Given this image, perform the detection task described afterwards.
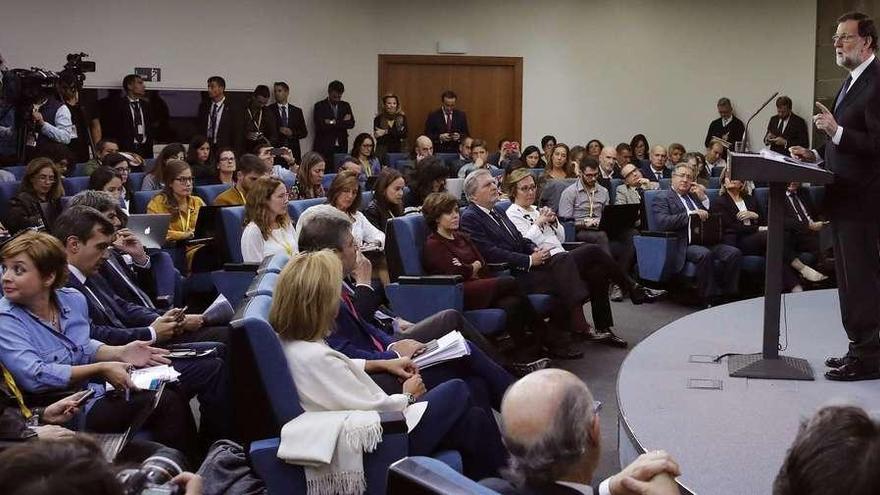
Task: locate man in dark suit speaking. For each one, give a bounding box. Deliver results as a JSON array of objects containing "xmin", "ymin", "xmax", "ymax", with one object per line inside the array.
[
  {"xmin": 791, "ymin": 11, "xmax": 880, "ymax": 381},
  {"xmin": 764, "ymin": 96, "xmax": 809, "ymax": 155}
]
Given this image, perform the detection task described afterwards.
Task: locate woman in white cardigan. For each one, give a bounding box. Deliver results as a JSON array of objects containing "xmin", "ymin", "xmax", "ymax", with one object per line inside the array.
[
  {"xmin": 269, "ymin": 250, "xmax": 507, "ymax": 480},
  {"xmin": 241, "ymin": 176, "xmax": 297, "ymax": 263}
]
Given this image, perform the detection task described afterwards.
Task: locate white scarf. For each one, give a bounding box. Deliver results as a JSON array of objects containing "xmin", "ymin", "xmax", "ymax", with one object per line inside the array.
[{"xmin": 278, "ymin": 410, "xmax": 382, "ymax": 495}]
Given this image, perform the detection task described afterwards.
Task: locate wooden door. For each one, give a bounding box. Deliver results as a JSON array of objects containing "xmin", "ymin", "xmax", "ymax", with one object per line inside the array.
[{"xmin": 378, "ymin": 55, "xmax": 523, "ymax": 154}]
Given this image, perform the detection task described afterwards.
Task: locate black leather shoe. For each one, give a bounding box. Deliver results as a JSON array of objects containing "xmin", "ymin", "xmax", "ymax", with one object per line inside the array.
[
  {"xmin": 825, "ymin": 359, "xmax": 880, "ymax": 381},
  {"xmin": 507, "ymin": 358, "xmax": 552, "ymax": 377},
  {"xmin": 630, "ymin": 285, "xmax": 667, "ymax": 305},
  {"xmin": 600, "ymin": 328, "xmax": 629, "ymax": 348},
  {"xmin": 574, "ymin": 329, "xmax": 610, "ymax": 343},
  {"xmin": 543, "ymin": 345, "xmax": 584, "ymax": 360},
  {"xmin": 825, "ymin": 355, "xmax": 855, "ymax": 369}
]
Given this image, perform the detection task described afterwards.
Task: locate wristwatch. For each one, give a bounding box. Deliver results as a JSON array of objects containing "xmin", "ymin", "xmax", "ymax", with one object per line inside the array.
[{"xmin": 403, "ymin": 393, "xmax": 416, "ymax": 405}]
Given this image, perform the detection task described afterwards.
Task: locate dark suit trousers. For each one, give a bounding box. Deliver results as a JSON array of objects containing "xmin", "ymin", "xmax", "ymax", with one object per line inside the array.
[
  {"xmin": 408, "ymin": 379, "xmax": 507, "ymax": 480},
  {"xmin": 86, "ymin": 386, "xmax": 199, "ymax": 462},
  {"xmin": 831, "ymin": 217, "xmax": 880, "ymax": 359},
  {"xmin": 685, "ymin": 243, "xmax": 742, "ymax": 300},
  {"xmin": 394, "ymin": 309, "xmax": 502, "ymax": 364},
  {"xmin": 575, "ymin": 228, "xmax": 638, "ymax": 284},
  {"xmin": 167, "ymin": 343, "xmax": 231, "ymax": 445}
]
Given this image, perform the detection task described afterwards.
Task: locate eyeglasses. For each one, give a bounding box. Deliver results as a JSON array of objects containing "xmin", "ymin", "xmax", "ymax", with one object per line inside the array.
[
  {"xmin": 175, "ymin": 177, "xmax": 194, "ymax": 184},
  {"xmin": 832, "ymin": 33, "xmax": 861, "ymax": 44},
  {"xmin": 113, "ymin": 166, "xmax": 130, "ymax": 174},
  {"xmin": 581, "ymin": 172, "xmax": 599, "ymax": 178},
  {"xmin": 219, "ymin": 156, "xmax": 235, "ymax": 162},
  {"xmin": 35, "ymin": 175, "xmax": 56, "ymax": 183}
]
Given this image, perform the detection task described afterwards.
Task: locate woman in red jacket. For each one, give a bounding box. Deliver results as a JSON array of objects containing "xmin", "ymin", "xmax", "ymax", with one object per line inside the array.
[{"xmin": 421, "ymin": 192, "xmax": 551, "ymax": 363}]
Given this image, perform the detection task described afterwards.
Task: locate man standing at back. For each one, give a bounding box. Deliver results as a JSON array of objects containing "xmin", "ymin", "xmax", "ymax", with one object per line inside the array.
[
  {"xmin": 100, "ymin": 74, "xmax": 153, "ymax": 159},
  {"xmin": 313, "ymin": 80, "xmax": 354, "ymax": 167},
  {"xmin": 425, "ymin": 90, "xmax": 469, "ymax": 154},
  {"xmin": 198, "ymin": 76, "xmax": 243, "ymax": 155},
  {"xmin": 270, "ymin": 81, "xmax": 308, "ymax": 163},
  {"xmin": 764, "ymin": 96, "xmax": 809, "ymax": 155},
  {"xmin": 791, "ymin": 11, "xmax": 880, "ymax": 381},
  {"xmin": 704, "ymin": 97, "xmax": 744, "ymax": 149}
]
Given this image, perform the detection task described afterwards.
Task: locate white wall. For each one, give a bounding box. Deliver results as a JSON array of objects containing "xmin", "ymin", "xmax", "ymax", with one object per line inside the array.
[{"xmin": 0, "ymin": 0, "xmax": 817, "ymax": 152}]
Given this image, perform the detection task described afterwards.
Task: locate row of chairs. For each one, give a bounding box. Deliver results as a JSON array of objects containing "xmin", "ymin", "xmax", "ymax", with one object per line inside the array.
[
  {"xmin": 332, "ymin": 152, "xmax": 460, "ymax": 170},
  {"xmin": 228, "ymin": 255, "xmax": 463, "ymax": 495},
  {"xmin": 0, "ymin": 173, "xmax": 146, "ymax": 221}
]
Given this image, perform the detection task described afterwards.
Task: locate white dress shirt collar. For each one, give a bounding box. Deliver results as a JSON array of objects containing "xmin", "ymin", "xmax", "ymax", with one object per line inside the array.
[
  {"xmin": 849, "ymin": 53, "xmax": 876, "ymax": 86},
  {"xmin": 67, "ymin": 264, "xmax": 87, "ymax": 284}
]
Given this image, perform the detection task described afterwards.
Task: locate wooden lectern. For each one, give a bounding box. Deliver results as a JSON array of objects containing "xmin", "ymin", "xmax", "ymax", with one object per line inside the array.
[{"xmin": 727, "ymin": 152, "xmax": 834, "ymax": 380}]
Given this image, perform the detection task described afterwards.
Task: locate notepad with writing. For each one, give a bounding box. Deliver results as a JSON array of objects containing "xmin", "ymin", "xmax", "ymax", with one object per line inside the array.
[
  {"xmin": 412, "ymin": 331, "xmax": 470, "ymax": 369},
  {"xmin": 106, "ymin": 365, "xmax": 181, "ymax": 391}
]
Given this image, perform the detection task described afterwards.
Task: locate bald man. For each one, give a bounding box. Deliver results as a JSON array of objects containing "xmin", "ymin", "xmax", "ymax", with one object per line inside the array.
[
  {"xmin": 400, "ymin": 135, "xmax": 434, "ymax": 177},
  {"xmin": 481, "ymin": 369, "xmax": 681, "ymax": 495},
  {"xmin": 639, "ymin": 145, "xmax": 672, "ymax": 183}
]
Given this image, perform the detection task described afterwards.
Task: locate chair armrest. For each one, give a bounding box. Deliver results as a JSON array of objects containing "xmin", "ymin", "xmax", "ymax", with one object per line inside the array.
[
  {"xmin": 485, "ymin": 262, "xmax": 510, "ymax": 273},
  {"xmin": 638, "ymin": 230, "xmax": 678, "ymax": 238},
  {"xmin": 184, "ymin": 237, "xmax": 214, "ymax": 246},
  {"xmin": 398, "ymin": 275, "xmax": 463, "ymax": 285},
  {"xmin": 562, "ymin": 242, "xmax": 585, "ymax": 251},
  {"xmin": 223, "ymin": 262, "xmax": 260, "ymax": 272},
  {"xmin": 386, "ymin": 282, "xmax": 464, "ymax": 322}
]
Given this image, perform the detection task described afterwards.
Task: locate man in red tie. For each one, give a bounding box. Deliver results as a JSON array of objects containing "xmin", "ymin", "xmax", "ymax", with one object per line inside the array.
[{"xmin": 424, "ymin": 90, "xmax": 470, "ymax": 154}]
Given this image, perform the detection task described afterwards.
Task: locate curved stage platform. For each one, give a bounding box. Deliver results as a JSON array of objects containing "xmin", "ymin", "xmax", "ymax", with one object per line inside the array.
[{"xmin": 616, "ymin": 289, "xmax": 880, "ymax": 495}]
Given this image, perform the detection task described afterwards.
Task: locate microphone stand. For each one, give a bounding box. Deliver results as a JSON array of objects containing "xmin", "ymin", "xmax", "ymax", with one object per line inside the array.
[{"xmin": 738, "ymin": 92, "xmax": 779, "ymax": 152}]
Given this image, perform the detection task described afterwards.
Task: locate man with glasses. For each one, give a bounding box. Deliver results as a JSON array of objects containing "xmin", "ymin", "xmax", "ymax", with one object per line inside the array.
[
  {"xmin": 653, "ymin": 164, "xmax": 741, "ymax": 307},
  {"xmin": 791, "ymin": 12, "xmax": 880, "ymax": 381},
  {"xmin": 704, "ymin": 97, "xmax": 744, "ymax": 150},
  {"xmin": 560, "ymin": 158, "xmax": 639, "ymax": 302}
]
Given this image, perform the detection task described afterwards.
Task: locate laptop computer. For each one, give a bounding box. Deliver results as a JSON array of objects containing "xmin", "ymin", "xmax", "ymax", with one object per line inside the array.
[
  {"xmin": 598, "ymin": 204, "xmax": 641, "ymax": 236},
  {"xmin": 89, "ymin": 382, "xmax": 166, "ymax": 462},
  {"xmin": 126, "ymin": 214, "xmax": 171, "ymax": 249},
  {"xmin": 193, "ymin": 205, "xmax": 226, "ymax": 239}
]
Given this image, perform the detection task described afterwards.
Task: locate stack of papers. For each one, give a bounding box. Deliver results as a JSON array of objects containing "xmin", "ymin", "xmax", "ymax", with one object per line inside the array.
[
  {"xmin": 203, "ymin": 294, "xmax": 234, "ymax": 326},
  {"xmin": 413, "ymin": 331, "xmax": 470, "ymax": 369},
  {"xmin": 106, "ymin": 365, "xmax": 181, "ymax": 391}
]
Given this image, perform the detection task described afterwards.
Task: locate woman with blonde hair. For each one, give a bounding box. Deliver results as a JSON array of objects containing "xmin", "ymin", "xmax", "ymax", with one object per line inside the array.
[
  {"xmin": 373, "ymin": 93, "xmax": 407, "ymax": 157},
  {"xmin": 270, "ymin": 250, "xmax": 507, "ymax": 481},
  {"xmin": 241, "ymin": 176, "xmax": 297, "ymax": 262}
]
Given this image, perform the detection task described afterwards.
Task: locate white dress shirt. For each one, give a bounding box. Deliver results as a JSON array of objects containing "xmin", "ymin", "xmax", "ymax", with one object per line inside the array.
[
  {"xmin": 241, "ymin": 222, "xmax": 298, "ymax": 263},
  {"xmin": 350, "ymin": 211, "xmax": 385, "ymax": 250},
  {"xmin": 39, "ymin": 104, "xmax": 74, "ymax": 144},
  {"xmin": 506, "ymin": 203, "xmax": 566, "ymax": 256}
]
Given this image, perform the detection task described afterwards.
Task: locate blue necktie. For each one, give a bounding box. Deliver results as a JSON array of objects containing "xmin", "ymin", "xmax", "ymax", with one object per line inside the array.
[
  {"xmin": 682, "ymin": 194, "xmax": 698, "ymax": 212},
  {"xmin": 834, "ymin": 75, "xmax": 852, "ymax": 112}
]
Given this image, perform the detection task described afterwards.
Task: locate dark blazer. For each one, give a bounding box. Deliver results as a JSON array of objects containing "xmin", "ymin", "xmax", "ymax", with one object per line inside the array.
[
  {"xmin": 766, "ymin": 113, "xmax": 809, "ymax": 154},
  {"xmin": 99, "ymin": 96, "xmax": 154, "ymax": 158},
  {"xmin": 783, "ymin": 187, "xmax": 820, "ymax": 233},
  {"xmin": 363, "ymin": 199, "xmax": 398, "ymax": 233},
  {"xmin": 704, "ymin": 115, "xmax": 745, "ymax": 148},
  {"xmin": 5, "ymin": 191, "xmax": 61, "ymax": 235},
  {"xmin": 326, "ymin": 290, "xmax": 398, "ymax": 361},
  {"xmin": 66, "ymin": 273, "xmax": 156, "ymax": 345},
  {"xmin": 459, "ymin": 203, "xmax": 535, "ymax": 271},
  {"xmin": 372, "ymin": 114, "xmax": 407, "ymax": 154},
  {"xmin": 424, "ymin": 109, "xmax": 469, "ymax": 154},
  {"xmin": 269, "ymin": 102, "xmax": 308, "ymax": 162},
  {"xmin": 817, "ymin": 58, "xmax": 880, "ymax": 220},
  {"xmin": 639, "ymin": 163, "xmax": 672, "ymax": 182},
  {"xmin": 242, "ymin": 105, "xmax": 278, "ymax": 153},
  {"xmin": 197, "ymin": 98, "xmax": 244, "ymax": 154},
  {"xmin": 652, "ymin": 188, "xmax": 708, "ymax": 272},
  {"xmin": 709, "ymin": 192, "xmax": 765, "ymax": 245},
  {"xmin": 312, "ymin": 98, "xmax": 355, "ymax": 159},
  {"xmin": 480, "ymin": 477, "xmax": 585, "ymax": 495},
  {"xmin": 98, "ymin": 250, "xmax": 156, "ymax": 307}
]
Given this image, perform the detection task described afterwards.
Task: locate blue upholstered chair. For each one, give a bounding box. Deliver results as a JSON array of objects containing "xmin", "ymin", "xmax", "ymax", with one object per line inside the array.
[
  {"xmin": 70, "ymin": 162, "xmax": 90, "ymax": 177},
  {"xmin": 258, "ymin": 253, "xmax": 291, "ymax": 274},
  {"xmin": 321, "ymin": 173, "xmax": 337, "ymax": 190},
  {"xmin": 245, "ymin": 271, "xmax": 278, "ymax": 298},
  {"xmin": 62, "ymin": 176, "xmax": 90, "ymax": 196},
  {"xmin": 0, "ymin": 181, "xmax": 20, "ymax": 221},
  {"xmin": 6, "ymin": 165, "xmax": 26, "ymax": 180},
  {"xmin": 132, "ymin": 190, "xmax": 160, "ymax": 214},
  {"xmin": 384, "ymin": 215, "xmax": 508, "ymax": 335},
  {"xmin": 333, "ymin": 153, "xmax": 349, "ymax": 168},
  {"xmin": 658, "ymin": 178, "xmax": 671, "ymax": 190},
  {"xmin": 194, "ymin": 184, "xmax": 230, "ymax": 206},
  {"xmin": 288, "ymin": 197, "xmax": 325, "ymax": 223},
  {"xmin": 633, "ymin": 189, "xmax": 708, "ymax": 284},
  {"xmin": 233, "ymin": 295, "xmax": 455, "ymax": 495},
  {"xmin": 386, "ymin": 457, "xmax": 499, "ymax": 495},
  {"xmin": 386, "ymin": 152, "xmax": 407, "ymax": 166},
  {"xmin": 128, "ymin": 172, "xmax": 146, "ymax": 191},
  {"xmin": 219, "ymin": 206, "xmax": 246, "ymax": 263},
  {"xmin": 435, "ymin": 153, "xmax": 458, "ymax": 165}
]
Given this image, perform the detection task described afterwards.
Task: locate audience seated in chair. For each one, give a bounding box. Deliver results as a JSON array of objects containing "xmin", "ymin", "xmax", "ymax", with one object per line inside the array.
[
  {"xmin": 640, "ymin": 145, "xmax": 672, "ymax": 183},
  {"xmin": 241, "ymin": 176, "xmax": 297, "ymax": 263},
  {"xmin": 704, "ymin": 139, "xmax": 727, "ymax": 175},
  {"xmin": 783, "ymin": 181, "xmax": 829, "ymax": 272},
  {"xmin": 82, "ymin": 139, "xmax": 119, "ymax": 176},
  {"xmin": 254, "ymin": 142, "xmax": 297, "ymax": 188},
  {"xmin": 502, "ymin": 169, "xmax": 663, "ymax": 350},
  {"xmin": 652, "ymin": 164, "xmax": 742, "ymax": 305},
  {"xmin": 559, "ymin": 157, "xmax": 639, "ymax": 302},
  {"xmin": 364, "ymin": 168, "xmax": 406, "ymax": 234},
  {"xmin": 403, "ymin": 155, "xmax": 447, "ymax": 213},
  {"xmin": 457, "ymin": 139, "xmax": 501, "ymax": 179},
  {"xmin": 101, "ymin": 153, "xmax": 136, "ymax": 214},
  {"xmin": 480, "ymin": 369, "xmax": 680, "ymax": 495},
  {"xmin": 294, "ymin": 151, "xmax": 327, "ymax": 200},
  {"xmin": 141, "ymin": 143, "xmax": 185, "ymax": 191},
  {"xmin": 213, "ymin": 147, "xmax": 237, "ymax": 187},
  {"xmin": 6, "ymin": 158, "xmax": 63, "ymax": 236},
  {"xmin": 87, "ymin": 166, "xmax": 127, "ymax": 214},
  {"xmin": 448, "ymin": 136, "xmax": 474, "ymax": 177},
  {"xmin": 296, "ymin": 209, "xmax": 517, "ymax": 409},
  {"xmin": 544, "ymin": 143, "xmax": 576, "ymax": 180},
  {"xmin": 213, "ymin": 153, "xmax": 271, "ymax": 206},
  {"xmin": 616, "ymin": 163, "xmax": 658, "ymax": 206},
  {"xmin": 597, "ymin": 145, "xmax": 622, "ymax": 184},
  {"xmin": 351, "ymin": 132, "xmax": 382, "ymax": 180},
  {"xmin": 269, "ymin": 250, "xmax": 507, "ymax": 481},
  {"xmin": 326, "ymin": 170, "xmax": 386, "ymax": 280},
  {"xmin": 186, "ymin": 135, "xmax": 215, "ymax": 185},
  {"xmin": 421, "ymin": 191, "xmax": 551, "ymax": 370},
  {"xmin": 0, "ymin": 231, "xmax": 202, "ymax": 460}
]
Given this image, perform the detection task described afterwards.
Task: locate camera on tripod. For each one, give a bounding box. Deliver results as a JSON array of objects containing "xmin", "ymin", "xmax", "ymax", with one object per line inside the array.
[{"xmin": 1, "ymin": 52, "xmax": 95, "ymax": 107}]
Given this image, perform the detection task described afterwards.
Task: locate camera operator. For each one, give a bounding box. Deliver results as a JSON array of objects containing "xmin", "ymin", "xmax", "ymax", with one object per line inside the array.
[
  {"xmin": 22, "ymin": 80, "xmax": 75, "ymax": 162},
  {"xmin": 0, "ymin": 437, "xmax": 203, "ymax": 495},
  {"xmin": 0, "ymin": 52, "xmax": 16, "ymax": 164},
  {"xmin": 100, "ymin": 74, "xmax": 154, "ymax": 159}
]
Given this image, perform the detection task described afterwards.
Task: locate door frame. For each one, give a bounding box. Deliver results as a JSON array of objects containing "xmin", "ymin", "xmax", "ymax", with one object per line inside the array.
[{"xmin": 377, "ymin": 54, "xmax": 524, "ymax": 142}]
